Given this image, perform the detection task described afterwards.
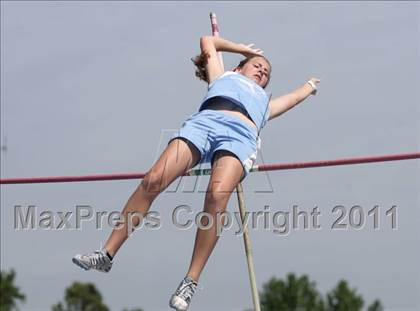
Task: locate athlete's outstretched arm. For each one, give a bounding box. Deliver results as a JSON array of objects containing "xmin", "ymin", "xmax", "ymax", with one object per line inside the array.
[
  {"xmin": 200, "ymin": 36, "xmax": 263, "ymax": 84},
  {"xmin": 268, "ymin": 77, "xmax": 320, "ymax": 121}
]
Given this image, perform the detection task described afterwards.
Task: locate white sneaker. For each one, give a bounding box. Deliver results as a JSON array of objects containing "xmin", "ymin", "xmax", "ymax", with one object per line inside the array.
[
  {"xmin": 72, "ymin": 249, "xmax": 113, "ymax": 273},
  {"xmin": 169, "ymin": 276, "xmax": 201, "ymax": 311}
]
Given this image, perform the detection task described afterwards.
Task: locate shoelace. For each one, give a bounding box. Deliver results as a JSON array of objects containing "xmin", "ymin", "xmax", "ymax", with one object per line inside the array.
[
  {"xmin": 176, "ymin": 278, "xmax": 203, "ymax": 303},
  {"xmin": 177, "ymin": 283, "xmax": 196, "ymax": 303},
  {"xmin": 90, "ymin": 251, "xmax": 107, "ymax": 266}
]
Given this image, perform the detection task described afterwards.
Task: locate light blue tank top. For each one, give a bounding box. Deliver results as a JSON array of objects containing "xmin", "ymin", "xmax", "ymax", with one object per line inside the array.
[{"xmin": 199, "ymin": 71, "xmax": 270, "ymax": 130}]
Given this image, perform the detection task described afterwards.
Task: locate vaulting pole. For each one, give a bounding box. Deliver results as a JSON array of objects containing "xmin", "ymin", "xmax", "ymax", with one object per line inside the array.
[
  {"xmin": 210, "ymin": 12, "xmax": 261, "ymax": 311},
  {"xmin": 235, "ymin": 182, "xmax": 261, "ymax": 311}
]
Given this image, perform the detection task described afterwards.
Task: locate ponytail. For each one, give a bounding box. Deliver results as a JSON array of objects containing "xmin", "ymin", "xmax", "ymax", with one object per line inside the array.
[{"xmin": 191, "ymin": 51, "xmax": 210, "ymax": 83}]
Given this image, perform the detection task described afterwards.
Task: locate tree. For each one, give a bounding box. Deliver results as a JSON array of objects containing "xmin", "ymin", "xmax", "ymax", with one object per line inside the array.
[
  {"xmin": 0, "ymin": 269, "xmax": 26, "ymax": 311},
  {"xmin": 367, "ymin": 300, "xmax": 383, "ymax": 311},
  {"xmin": 326, "ymin": 280, "xmax": 364, "ymax": 311},
  {"xmin": 122, "ymin": 308, "xmax": 144, "ymax": 311},
  {"xmin": 52, "ymin": 281, "xmax": 109, "ymax": 311},
  {"xmin": 260, "ymin": 273, "xmax": 325, "ymax": 311},
  {"xmin": 248, "ymin": 273, "xmax": 383, "ymax": 311}
]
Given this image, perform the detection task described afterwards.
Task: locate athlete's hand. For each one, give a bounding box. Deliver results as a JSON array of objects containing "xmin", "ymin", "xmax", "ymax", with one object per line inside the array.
[
  {"xmin": 308, "ymin": 77, "xmax": 321, "ymax": 95},
  {"xmin": 239, "ymin": 43, "xmax": 264, "ymax": 58},
  {"xmin": 309, "ymin": 77, "xmax": 321, "ymax": 86}
]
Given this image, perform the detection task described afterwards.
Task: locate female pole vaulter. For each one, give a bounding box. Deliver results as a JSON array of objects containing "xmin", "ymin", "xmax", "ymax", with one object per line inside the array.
[{"xmin": 72, "ymin": 34, "xmax": 320, "ymax": 310}]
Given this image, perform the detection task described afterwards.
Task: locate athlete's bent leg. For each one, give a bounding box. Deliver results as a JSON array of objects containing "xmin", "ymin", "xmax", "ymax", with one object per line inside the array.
[
  {"xmin": 186, "ymin": 150, "xmax": 244, "ymax": 282},
  {"xmin": 104, "ymin": 138, "xmax": 200, "ymax": 257},
  {"xmin": 169, "ymin": 151, "xmax": 243, "ymax": 310},
  {"xmin": 73, "ymin": 138, "xmax": 200, "ymax": 272}
]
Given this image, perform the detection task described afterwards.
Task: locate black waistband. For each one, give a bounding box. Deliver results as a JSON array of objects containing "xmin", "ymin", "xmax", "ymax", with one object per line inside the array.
[{"xmin": 201, "ymin": 97, "xmax": 253, "ymax": 121}]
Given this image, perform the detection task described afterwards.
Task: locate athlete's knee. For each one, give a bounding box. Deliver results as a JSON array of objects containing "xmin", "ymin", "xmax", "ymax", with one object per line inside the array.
[
  {"xmin": 140, "ymin": 169, "xmax": 166, "ymax": 196},
  {"xmin": 204, "ymin": 189, "xmax": 231, "ymax": 213}
]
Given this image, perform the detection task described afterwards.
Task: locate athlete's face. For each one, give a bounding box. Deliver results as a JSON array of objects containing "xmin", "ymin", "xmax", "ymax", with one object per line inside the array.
[{"xmin": 235, "ymin": 57, "xmax": 271, "ymax": 88}]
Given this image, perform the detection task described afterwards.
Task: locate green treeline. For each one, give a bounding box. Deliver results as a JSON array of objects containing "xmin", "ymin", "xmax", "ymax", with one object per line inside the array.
[{"xmin": 1, "ymin": 269, "xmax": 383, "ymax": 311}]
